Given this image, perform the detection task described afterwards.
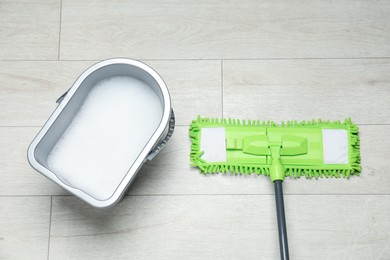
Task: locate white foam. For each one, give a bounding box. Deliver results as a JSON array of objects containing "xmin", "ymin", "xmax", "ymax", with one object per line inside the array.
[
  {"xmin": 47, "ymin": 76, "xmax": 163, "ymax": 200},
  {"xmin": 322, "ymin": 129, "xmax": 349, "ymax": 164}
]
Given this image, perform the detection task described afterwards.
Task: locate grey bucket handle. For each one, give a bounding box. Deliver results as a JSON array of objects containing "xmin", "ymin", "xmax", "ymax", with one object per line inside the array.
[
  {"xmin": 147, "ymin": 109, "xmax": 175, "ymax": 161},
  {"xmin": 56, "ymin": 89, "xmax": 69, "ymax": 104}
]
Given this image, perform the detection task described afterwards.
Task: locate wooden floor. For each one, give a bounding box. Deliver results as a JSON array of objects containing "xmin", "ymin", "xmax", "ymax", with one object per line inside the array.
[{"xmin": 1, "ymin": 0, "xmax": 390, "ymax": 259}]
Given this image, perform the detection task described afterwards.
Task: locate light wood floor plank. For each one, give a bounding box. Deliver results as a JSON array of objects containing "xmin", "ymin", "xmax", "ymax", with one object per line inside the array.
[
  {"xmin": 60, "ymin": 0, "xmax": 390, "ymax": 60},
  {"xmin": 0, "ymin": 127, "xmax": 68, "ymax": 195},
  {"xmin": 0, "ymin": 61, "xmax": 95, "ymax": 126},
  {"xmin": 2, "ymin": 125, "xmax": 388, "ymax": 196},
  {"xmin": 49, "ymin": 195, "xmax": 390, "ymax": 260},
  {"xmin": 0, "ymin": 197, "xmax": 51, "ymax": 260},
  {"xmin": 223, "ymin": 59, "xmax": 390, "ymax": 124},
  {"xmin": 0, "ymin": 0, "xmax": 61, "ymax": 60},
  {"xmin": 0, "ymin": 60, "xmax": 220, "ymax": 126}
]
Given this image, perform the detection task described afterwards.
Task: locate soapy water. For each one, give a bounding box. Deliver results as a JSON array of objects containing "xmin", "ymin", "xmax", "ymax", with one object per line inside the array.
[{"xmin": 47, "ymin": 76, "xmax": 163, "ymax": 200}]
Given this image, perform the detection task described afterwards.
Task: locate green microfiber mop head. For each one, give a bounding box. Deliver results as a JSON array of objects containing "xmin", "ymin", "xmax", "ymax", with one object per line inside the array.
[
  {"xmin": 190, "ymin": 116, "xmax": 361, "ymax": 181},
  {"xmin": 189, "ymin": 116, "xmax": 361, "ymax": 260}
]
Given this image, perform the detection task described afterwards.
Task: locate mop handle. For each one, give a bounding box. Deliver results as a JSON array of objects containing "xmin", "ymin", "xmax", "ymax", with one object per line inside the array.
[{"xmin": 274, "ymin": 180, "xmax": 290, "ymax": 260}]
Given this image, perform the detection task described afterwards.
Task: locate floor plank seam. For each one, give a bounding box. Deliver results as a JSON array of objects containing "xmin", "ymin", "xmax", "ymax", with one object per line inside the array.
[
  {"xmin": 47, "ymin": 196, "xmax": 53, "ymax": 260},
  {"xmin": 1, "ymin": 194, "xmax": 389, "ymax": 198},
  {"xmin": 58, "ymin": 0, "xmax": 63, "ymax": 61},
  {"xmin": 2, "ymin": 57, "xmax": 390, "ymax": 62},
  {"xmin": 56, "ymin": 57, "xmax": 390, "ymax": 61},
  {"xmin": 122, "ymin": 194, "xmax": 390, "ymax": 196},
  {"xmin": 221, "ymin": 60, "xmax": 224, "ymax": 119},
  {"xmin": 1, "ymin": 124, "xmax": 389, "ymax": 128}
]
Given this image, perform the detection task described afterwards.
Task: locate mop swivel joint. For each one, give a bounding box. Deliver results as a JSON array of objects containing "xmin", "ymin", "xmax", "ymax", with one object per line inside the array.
[{"xmin": 270, "ymin": 145, "xmax": 285, "ymax": 182}]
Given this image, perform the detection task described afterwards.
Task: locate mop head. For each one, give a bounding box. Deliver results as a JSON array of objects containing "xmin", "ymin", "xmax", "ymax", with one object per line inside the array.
[{"xmin": 190, "ymin": 117, "xmax": 361, "ymax": 179}]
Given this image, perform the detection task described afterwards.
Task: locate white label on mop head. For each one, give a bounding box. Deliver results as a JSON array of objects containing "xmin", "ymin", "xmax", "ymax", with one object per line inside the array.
[
  {"xmin": 200, "ymin": 128, "xmax": 227, "ymax": 162},
  {"xmin": 322, "ymin": 129, "xmax": 349, "ymax": 164}
]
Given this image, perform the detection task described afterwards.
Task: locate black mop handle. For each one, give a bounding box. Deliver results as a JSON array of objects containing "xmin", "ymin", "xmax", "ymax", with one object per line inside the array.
[{"xmin": 274, "ymin": 180, "xmax": 290, "ymax": 260}]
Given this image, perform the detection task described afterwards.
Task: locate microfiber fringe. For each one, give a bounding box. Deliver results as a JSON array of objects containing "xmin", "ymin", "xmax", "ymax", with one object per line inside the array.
[
  {"xmin": 348, "ymin": 119, "xmax": 361, "ymax": 175},
  {"xmin": 189, "ymin": 117, "xmax": 362, "ymax": 179},
  {"xmin": 192, "ymin": 116, "xmax": 356, "ymax": 128}
]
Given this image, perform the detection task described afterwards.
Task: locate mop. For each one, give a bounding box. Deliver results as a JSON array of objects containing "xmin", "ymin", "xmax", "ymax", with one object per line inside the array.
[{"xmin": 189, "ymin": 117, "xmax": 361, "ymax": 260}]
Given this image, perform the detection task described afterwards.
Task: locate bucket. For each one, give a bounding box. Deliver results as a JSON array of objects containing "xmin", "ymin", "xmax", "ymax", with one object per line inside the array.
[{"xmin": 28, "ymin": 58, "xmax": 174, "ymax": 207}]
